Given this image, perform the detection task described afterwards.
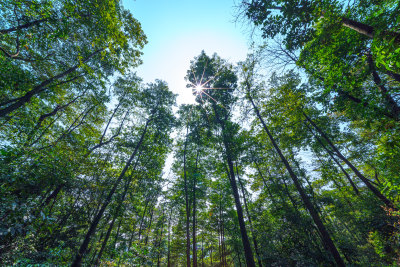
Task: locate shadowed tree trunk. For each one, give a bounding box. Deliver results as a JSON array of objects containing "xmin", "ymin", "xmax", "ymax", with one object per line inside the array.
[
  {"xmin": 183, "ymin": 124, "xmax": 191, "ymax": 267},
  {"xmin": 304, "ymin": 121, "xmax": 359, "ymax": 194},
  {"xmin": 192, "ymin": 150, "xmax": 200, "ymax": 267},
  {"xmin": 303, "ymin": 111, "xmax": 396, "ymax": 210},
  {"xmin": 0, "ymin": 49, "xmax": 103, "ymax": 117},
  {"xmin": 71, "ymin": 119, "xmax": 150, "ymax": 267},
  {"xmin": 246, "ymin": 91, "xmax": 345, "ymax": 266},
  {"xmin": 236, "ymin": 163, "xmax": 263, "ymax": 267},
  {"xmin": 367, "ymin": 55, "xmax": 400, "ymax": 119},
  {"xmin": 213, "ymin": 103, "xmax": 256, "ymax": 267}
]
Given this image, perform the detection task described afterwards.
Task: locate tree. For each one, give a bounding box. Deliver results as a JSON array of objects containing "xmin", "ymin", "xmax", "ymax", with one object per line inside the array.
[{"xmin": 186, "ymin": 51, "xmax": 256, "ymax": 267}]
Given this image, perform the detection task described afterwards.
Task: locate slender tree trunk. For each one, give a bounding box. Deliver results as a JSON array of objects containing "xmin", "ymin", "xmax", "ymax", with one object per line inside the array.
[
  {"xmin": 218, "ymin": 195, "xmax": 222, "ymax": 266},
  {"xmin": 35, "ymin": 88, "xmax": 88, "ymax": 128},
  {"xmin": 247, "ymin": 94, "xmax": 345, "ymax": 266},
  {"xmin": 216, "ymin": 120, "xmax": 255, "ymax": 267},
  {"xmin": 221, "ymin": 215, "xmax": 226, "ymax": 267},
  {"xmin": 156, "ymin": 207, "xmax": 166, "ymax": 267},
  {"xmin": 138, "ymin": 196, "xmax": 151, "ymax": 241},
  {"xmin": 236, "ymin": 164, "xmax": 263, "ymax": 267},
  {"xmin": 225, "ymin": 154, "xmax": 256, "ymax": 266},
  {"xmin": 192, "ymin": 150, "xmax": 200, "ymax": 267},
  {"xmin": 304, "ymin": 122, "xmax": 359, "ymax": 194},
  {"xmin": 254, "ymin": 161, "xmax": 278, "ymax": 205},
  {"xmin": 320, "ymin": 15, "xmax": 400, "ymax": 45},
  {"xmin": 385, "ymin": 69, "xmax": 400, "ymax": 83},
  {"xmin": 144, "ymin": 206, "xmax": 155, "ymax": 246},
  {"xmin": 311, "ymin": 73, "xmax": 397, "ymax": 120},
  {"xmin": 314, "ymin": 152, "xmax": 356, "ymax": 210},
  {"xmin": 303, "ymin": 111, "xmax": 396, "ymax": 210},
  {"xmin": 236, "ymin": 247, "xmax": 242, "ymax": 267},
  {"xmin": 0, "ymin": 18, "xmax": 49, "ymax": 34},
  {"xmin": 0, "ymin": 49, "xmax": 103, "ymax": 117},
  {"xmin": 40, "ymin": 183, "xmax": 64, "ymax": 208},
  {"xmin": 183, "ymin": 124, "xmax": 191, "ymax": 267},
  {"xmin": 94, "ymin": 216, "xmax": 116, "ymax": 266},
  {"xmin": 71, "ymin": 119, "xmax": 149, "ymax": 267},
  {"xmin": 211, "ymin": 245, "xmax": 213, "ymax": 266},
  {"xmin": 167, "ymin": 209, "xmax": 171, "ymax": 267},
  {"xmin": 280, "ymin": 174, "xmax": 299, "ymax": 209},
  {"xmin": 367, "ymin": 55, "xmax": 400, "ymax": 119},
  {"xmin": 113, "ymin": 218, "xmax": 122, "ymax": 250},
  {"xmin": 340, "ymin": 17, "xmax": 374, "ymax": 38},
  {"xmin": 201, "ymin": 237, "xmax": 204, "ymax": 267},
  {"xmin": 95, "ymin": 170, "xmax": 138, "ymax": 265}
]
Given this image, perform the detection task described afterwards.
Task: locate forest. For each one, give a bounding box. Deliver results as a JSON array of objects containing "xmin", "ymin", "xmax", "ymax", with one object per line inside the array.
[{"xmin": 0, "ymin": 0, "xmax": 400, "ymax": 266}]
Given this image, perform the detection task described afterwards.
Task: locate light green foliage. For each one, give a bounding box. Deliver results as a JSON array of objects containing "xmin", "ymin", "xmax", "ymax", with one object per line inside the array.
[{"xmin": 1, "ymin": 1, "xmax": 400, "ymax": 266}]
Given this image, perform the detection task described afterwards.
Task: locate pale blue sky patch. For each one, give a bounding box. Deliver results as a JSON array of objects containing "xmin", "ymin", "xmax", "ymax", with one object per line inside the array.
[{"xmin": 123, "ymin": 0, "xmax": 250, "ymax": 105}]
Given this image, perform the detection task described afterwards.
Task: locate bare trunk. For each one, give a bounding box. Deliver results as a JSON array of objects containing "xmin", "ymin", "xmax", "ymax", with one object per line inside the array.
[
  {"xmin": 213, "ymin": 104, "xmax": 256, "ymax": 267},
  {"xmin": 303, "ymin": 111, "xmax": 396, "ymax": 210},
  {"xmin": 183, "ymin": 125, "xmax": 191, "ymax": 267},
  {"xmin": 167, "ymin": 209, "xmax": 172, "ymax": 267},
  {"xmin": 71, "ymin": 119, "xmax": 149, "ymax": 267},
  {"xmin": 247, "ymin": 93, "xmax": 345, "ymax": 266},
  {"xmin": 95, "ymin": 170, "xmax": 138, "ymax": 265},
  {"xmin": 0, "ymin": 49, "xmax": 102, "ymax": 117},
  {"xmin": 340, "ymin": 17, "xmax": 400, "ymax": 45},
  {"xmin": 192, "ymin": 150, "xmax": 200, "ymax": 267},
  {"xmin": 341, "ymin": 17, "xmax": 374, "ymax": 38},
  {"xmin": 236, "ymin": 164, "xmax": 263, "ymax": 267},
  {"xmin": 94, "ymin": 216, "xmax": 116, "ymax": 266},
  {"xmin": 304, "ymin": 122, "xmax": 359, "ymax": 194},
  {"xmin": 368, "ymin": 55, "xmax": 400, "ymax": 119}
]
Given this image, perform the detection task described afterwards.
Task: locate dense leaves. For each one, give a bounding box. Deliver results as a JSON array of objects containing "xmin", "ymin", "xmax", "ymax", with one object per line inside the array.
[{"xmin": 1, "ymin": 1, "xmax": 400, "ymax": 266}]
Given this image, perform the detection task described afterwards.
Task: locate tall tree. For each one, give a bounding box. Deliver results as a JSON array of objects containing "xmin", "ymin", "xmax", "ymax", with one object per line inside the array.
[{"xmin": 187, "ymin": 51, "xmax": 256, "ymax": 267}]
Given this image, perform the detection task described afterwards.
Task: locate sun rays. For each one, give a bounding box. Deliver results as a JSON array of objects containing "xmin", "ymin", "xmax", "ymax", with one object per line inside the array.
[{"xmin": 187, "ymin": 63, "xmax": 230, "ymax": 110}]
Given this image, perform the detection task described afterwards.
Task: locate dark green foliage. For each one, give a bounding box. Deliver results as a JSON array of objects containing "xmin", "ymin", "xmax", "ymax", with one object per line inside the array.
[{"xmin": 1, "ymin": 1, "xmax": 400, "ymax": 266}]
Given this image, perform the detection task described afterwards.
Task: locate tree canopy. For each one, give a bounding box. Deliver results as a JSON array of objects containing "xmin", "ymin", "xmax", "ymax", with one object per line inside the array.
[{"xmin": 1, "ymin": 1, "xmax": 400, "ymax": 266}]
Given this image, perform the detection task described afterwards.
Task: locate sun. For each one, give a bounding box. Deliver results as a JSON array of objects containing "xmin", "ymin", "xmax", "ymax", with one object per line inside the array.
[{"xmin": 194, "ymin": 85, "xmax": 204, "ymax": 94}]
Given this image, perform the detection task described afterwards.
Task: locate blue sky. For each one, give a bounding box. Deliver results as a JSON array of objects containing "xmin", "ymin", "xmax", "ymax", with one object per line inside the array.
[{"xmin": 123, "ymin": 0, "xmax": 250, "ymax": 105}]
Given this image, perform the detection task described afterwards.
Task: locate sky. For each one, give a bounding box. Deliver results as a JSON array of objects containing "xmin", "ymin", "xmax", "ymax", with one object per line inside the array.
[{"xmin": 122, "ymin": 0, "xmax": 250, "ymax": 105}]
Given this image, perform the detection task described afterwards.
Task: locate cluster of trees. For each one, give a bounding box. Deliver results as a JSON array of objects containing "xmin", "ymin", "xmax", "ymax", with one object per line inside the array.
[{"xmin": 1, "ymin": 0, "xmax": 399, "ymax": 266}]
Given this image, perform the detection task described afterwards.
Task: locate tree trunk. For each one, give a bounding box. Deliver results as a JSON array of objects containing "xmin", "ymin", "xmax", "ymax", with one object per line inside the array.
[
  {"xmin": 304, "ymin": 121, "xmax": 359, "ymax": 194},
  {"xmin": 156, "ymin": 206, "xmax": 166, "ymax": 267},
  {"xmin": 113, "ymin": 218, "xmax": 122, "ymax": 250},
  {"xmin": 340, "ymin": 17, "xmax": 400, "ymax": 45},
  {"xmin": 340, "ymin": 17, "xmax": 374, "ymax": 38},
  {"xmin": 167, "ymin": 209, "xmax": 172, "ymax": 267},
  {"xmin": 0, "ymin": 49, "xmax": 103, "ymax": 117},
  {"xmin": 94, "ymin": 216, "xmax": 116, "ymax": 266},
  {"xmin": 95, "ymin": 170, "xmax": 138, "ymax": 266},
  {"xmin": 247, "ymin": 94, "xmax": 345, "ymax": 266},
  {"xmin": 367, "ymin": 55, "xmax": 400, "ymax": 119},
  {"xmin": 41, "ymin": 183, "xmax": 64, "ymax": 207},
  {"xmin": 192, "ymin": 150, "xmax": 200, "ymax": 267},
  {"xmin": 183, "ymin": 125, "xmax": 191, "ymax": 267},
  {"xmin": 236, "ymin": 164, "xmax": 263, "ymax": 267},
  {"xmin": 218, "ymin": 204, "xmax": 222, "ymax": 266},
  {"xmin": 214, "ymin": 111, "xmax": 255, "ymax": 267},
  {"xmin": 0, "ymin": 18, "xmax": 49, "ymax": 34},
  {"xmin": 138, "ymin": 196, "xmax": 151, "ymax": 241},
  {"xmin": 210, "ymin": 245, "xmax": 213, "ymax": 266},
  {"xmin": 71, "ymin": 119, "xmax": 149, "ymax": 267},
  {"xmin": 221, "ymin": 215, "xmax": 226, "ymax": 267},
  {"xmin": 236, "ymin": 247, "xmax": 243, "ymax": 267},
  {"xmin": 254, "ymin": 161, "xmax": 278, "ymax": 205},
  {"xmin": 144, "ymin": 205, "xmax": 155, "ymax": 246},
  {"xmin": 223, "ymin": 148, "xmax": 256, "ymax": 266},
  {"xmin": 303, "ymin": 111, "xmax": 396, "ymax": 210},
  {"xmin": 385, "ymin": 69, "xmax": 400, "ymax": 83}
]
